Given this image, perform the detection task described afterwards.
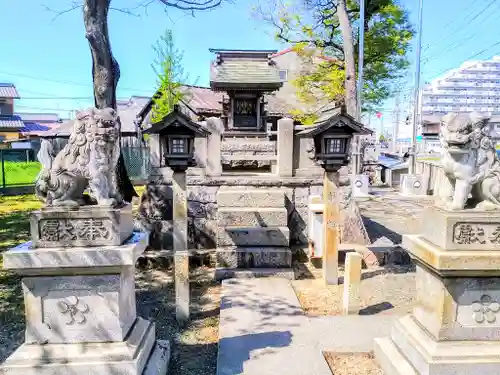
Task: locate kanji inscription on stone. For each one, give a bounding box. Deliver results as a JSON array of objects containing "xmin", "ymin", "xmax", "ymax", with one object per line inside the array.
[
  {"xmin": 453, "ymin": 223, "xmax": 486, "ymax": 245},
  {"xmin": 39, "ymin": 218, "xmax": 111, "ymax": 242}
]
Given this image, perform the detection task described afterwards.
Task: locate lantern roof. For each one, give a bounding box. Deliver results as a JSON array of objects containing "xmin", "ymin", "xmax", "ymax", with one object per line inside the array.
[
  {"xmin": 296, "ymin": 106, "xmax": 372, "ymax": 137},
  {"xmin": 142, "ymin": 105, "xmax": 210, "ymax": 136}
]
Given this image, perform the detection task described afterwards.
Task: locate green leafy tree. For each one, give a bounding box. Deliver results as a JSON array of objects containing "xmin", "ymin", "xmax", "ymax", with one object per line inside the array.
[
  {"xmin": 255, "ymin": 0, "xmax": 414, "ymax": 118},
  {"xmin": 151, "ymin": 29, "xmax": 189, "ymax": 123}
]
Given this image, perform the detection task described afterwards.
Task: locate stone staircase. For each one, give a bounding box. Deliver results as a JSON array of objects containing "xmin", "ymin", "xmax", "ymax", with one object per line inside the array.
[{"xmin": 215, "ymin": 188, "xmax": 294, "ymax": 280}]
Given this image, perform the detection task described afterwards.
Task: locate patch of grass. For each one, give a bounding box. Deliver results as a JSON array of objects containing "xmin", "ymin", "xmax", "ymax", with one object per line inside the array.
[{"xmin": 0, "ymin": 161, "xmax": 41, "ymax": 186}]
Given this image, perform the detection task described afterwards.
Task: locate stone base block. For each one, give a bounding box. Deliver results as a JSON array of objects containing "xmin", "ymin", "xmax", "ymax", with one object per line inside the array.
[
  {"xmin": 216, "ymin": 247, "xmax": 292, "ymax": 268},
  {"xmin": 30, "ymin": 204, "xmax": 134, "ymax": 248},
  {"xmin": 217, "ymin": 189, "xmax": 285, "ymax": 208},
  {"xmin": 0, "ymin": 318, "xmax": 170, "ymax": 375},
  {"xmin": 421, "ymin": 206, "xmax": 500, "ymax": 251},
  {"xmin": 215, "ymin": 267, "xmax": 294, "ymax": 280},
  {"xmin": 399, "ymin": 174, "xmax": 426, "ymax": 196},
  {"xmin": 403, "ymin": 234, "xmax": 500, "ymax": 276},
  {"xmin": 3, "ymin": 232, "xmax": 148, "ymax": 275},
  {"xmin": 217, "ymin": 227, "xmax": 290, "ymax": 247},
  {"xmin": 375, "ymin": 315, "xmax": 500, "ymax": 375},
  {"xmin": 351, "ymin": 174, "xmax": 370, "ymax": 197},
  {"xmin": 217, "ymin": 207, "xmax": 288, "ymax": 227}
]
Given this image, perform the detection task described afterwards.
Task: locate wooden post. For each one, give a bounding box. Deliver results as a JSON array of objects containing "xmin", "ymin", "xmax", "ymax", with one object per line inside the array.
[
  {"xmin": 322, "ymin": 171, "xmax": 341, "ymax": 285},
  {"xmin": 172, "ymin": 171, "xmax": 189, "ymax": 325}
]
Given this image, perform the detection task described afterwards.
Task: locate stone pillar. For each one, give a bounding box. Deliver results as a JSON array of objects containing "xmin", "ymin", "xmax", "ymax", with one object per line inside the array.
[
  {"xmin": 206, "ymin": 117, "xmax": 223, "ymax": 177},
  {"xmin": 323, "ymin": 171, "xmax": 340, "ymax": 285},
  {"xmin": 172, "ymin": 171, "xmax": 190, "ymax": 324},
  {"xmin": 277, "ymin": 118, "xmax": 294, "ymax": 177},
  {"xmin": 400, "ymin": 173, "xmax": 426, "ymax": 196},
  {"xmin": 0, "ymin": 205, "xmax": 170, "ymax": 375},
  {"xmin": 342, "ymin": 252, "xmax": 362, "ymax": 315},
  {"xmin": 375, "ymin": 206, "xmax": 500, "ymax": 374},
  {"xmin": 351, "ymin": 174, "xmax": 370, "ymax": 197},
  {"xmin": 149, "ymin": 133, "xmax": 162, "ymax": 168}
]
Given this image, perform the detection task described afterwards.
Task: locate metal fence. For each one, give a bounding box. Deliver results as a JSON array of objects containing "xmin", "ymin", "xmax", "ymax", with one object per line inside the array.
[{"xmin": 0, "ymin": 147, "xmax": 150, "ymax": 189}]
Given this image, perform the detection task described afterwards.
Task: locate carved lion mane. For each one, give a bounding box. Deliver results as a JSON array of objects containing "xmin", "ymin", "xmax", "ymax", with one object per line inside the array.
[
  {"xmin": 35, "ymin": 107, "xmax": 123, "ymax": 208},
  {"xmin": 439, "ymin": 112, "xmax": 500, "ymax": 210}
]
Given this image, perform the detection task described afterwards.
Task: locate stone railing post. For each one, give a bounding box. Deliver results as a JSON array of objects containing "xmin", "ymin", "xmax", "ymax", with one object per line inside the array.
[
  {"xmin": 277, "ymin": 117, "xmax": 294, "ymax": 177},
  {"xmin": 205, "ymin": 117, "xmax": 223, "ymax": 177}
]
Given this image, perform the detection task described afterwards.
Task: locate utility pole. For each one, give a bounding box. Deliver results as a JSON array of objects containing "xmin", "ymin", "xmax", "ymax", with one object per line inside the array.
[
  {"xmin": 409, "ymin": 0, "xmax": 424, "ymax": 174},
  {"xmin": 392, "ymin": 92, "xmax": 401, "ymax": 153}
]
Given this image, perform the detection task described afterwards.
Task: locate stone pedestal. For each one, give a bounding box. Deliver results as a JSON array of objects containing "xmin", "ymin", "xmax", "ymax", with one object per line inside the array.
[
  {"xmin": 351, "ymin": 174, "xmax": 370, "ymax": 197},
  {"xmin": 399, "ymin": 174, "xmax": 426, "ymax": 196},
  {"xmin": 1, "ymin": 205, "xmax": 170, "ymax": 375},
  {"xmin": 375, "ymin": 207, "xmax": 500, "ymax": 374}
]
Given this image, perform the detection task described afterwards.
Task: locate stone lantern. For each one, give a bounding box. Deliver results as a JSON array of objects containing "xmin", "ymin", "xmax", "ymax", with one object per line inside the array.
[
  {"xmin": 143, "ymin": 105, "xmax": 209, "ymax": 172},
  {"xmin": 143, "ymin": 105, "xmax": 209, "ymax": 325},
  {"xmin": 297, "ymin": 107, "xmax": 370, "ymax": 285}
]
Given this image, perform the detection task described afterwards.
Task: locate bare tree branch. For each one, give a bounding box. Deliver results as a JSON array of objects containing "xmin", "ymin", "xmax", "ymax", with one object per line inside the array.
[{"xmin": 156, "ymin": 0, "xmax": 222, "ymax": 11}]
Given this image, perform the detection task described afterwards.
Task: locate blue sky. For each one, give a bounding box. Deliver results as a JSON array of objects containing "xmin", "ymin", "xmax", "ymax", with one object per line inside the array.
[{"xmin": 1, "ymin": 0, "xmax": 500, "ymax": 123}]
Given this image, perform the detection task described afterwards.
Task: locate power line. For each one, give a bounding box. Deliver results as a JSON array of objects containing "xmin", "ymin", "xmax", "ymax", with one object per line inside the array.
[
  {"xmin": 20, "ymin": 97, "xmax": 94, "ymax": 100},
  {"xmin": 423, "ymin": 3, "xmax": 500, "ymax": 64},
  {"xmin": 425, "ymin": 39, "xmax": 500, "ymax": 82},
  {"xmin": 0, "ymin": 70, "xmax": 153, "ymax": 94},
  {"xmin": 423, "ymin": 0, "xmax": 496, "ymax": 55}
]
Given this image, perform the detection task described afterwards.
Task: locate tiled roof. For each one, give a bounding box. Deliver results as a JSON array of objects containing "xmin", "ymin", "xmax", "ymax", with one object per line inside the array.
[
  {"xmin": 0, "ymin": 83, "xmax": 20, "ymax": 99},
  {"xmin": 271, "ymin": 47, "xmax": 340, "ymax": 63},
  {"xmin": 0, "ymin": 115, "xmax": 24, "ymax": 128},
  {"xmin": 16, "ymin": 112, "xmax": 61, "ymax": 123},
  {"xmin": 210, "ymin": 57, "xmax": 282, "ymax": 88},
  {"xmin": 19, "ymin": 122, "xmax": 51, "ymax": 133}
]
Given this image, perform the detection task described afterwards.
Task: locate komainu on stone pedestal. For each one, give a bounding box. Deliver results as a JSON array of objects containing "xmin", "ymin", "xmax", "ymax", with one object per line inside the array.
[
  {"xmin": 439, "ymin": 112, "xmax": 500, "ymax": 210},
  {"xmin": 35, "ymin": 107, "xmax": 123, "ymax": 208}
]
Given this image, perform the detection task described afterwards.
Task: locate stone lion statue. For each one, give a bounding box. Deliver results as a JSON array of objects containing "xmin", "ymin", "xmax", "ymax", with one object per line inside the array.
[
  {"xmin": 439, "ymin": 112, "xmax": 500, "ymax": 210},
  {"xmin": 35, "ymin": 107, "xmax": 123, "ymax": 208}
]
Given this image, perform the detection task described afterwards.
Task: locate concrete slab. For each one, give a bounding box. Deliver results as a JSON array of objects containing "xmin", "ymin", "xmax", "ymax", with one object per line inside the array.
[{"xmin": 217, "ymin": 278, "xmax": 396, "ymax": 375}]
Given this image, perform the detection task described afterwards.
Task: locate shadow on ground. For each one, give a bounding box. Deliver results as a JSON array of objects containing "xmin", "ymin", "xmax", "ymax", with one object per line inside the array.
[
  {"xmin": 0, "ymin": 210, "xmax": 32, "ymax": 362},
  {"xmin": 136, "ymin": 273, "xmax": 222, "ymax": 375}
]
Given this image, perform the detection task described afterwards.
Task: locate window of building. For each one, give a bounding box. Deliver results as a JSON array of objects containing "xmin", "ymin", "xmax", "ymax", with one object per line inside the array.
[{"xmin": 279, "ymin": 70, "xmax": 288, "ymax": 81}]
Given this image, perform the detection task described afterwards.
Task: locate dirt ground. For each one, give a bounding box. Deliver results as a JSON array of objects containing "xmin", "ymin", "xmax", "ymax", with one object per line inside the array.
[
  {"xmin": 323, "ymin": 351, "xmax": 383, "ymax": 375},
  {"xmin": 293, "ymin": 260, "xmax": 416, "ymax": 316}
]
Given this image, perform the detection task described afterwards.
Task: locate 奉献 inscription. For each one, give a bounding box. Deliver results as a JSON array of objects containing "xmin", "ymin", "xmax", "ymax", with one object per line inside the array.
[
  {"xmin": 453, "ymin": 222, "xmax": 500, "ymax": 245},
  {"xmin": 39, "ymin": 218, "xmax": 111, "ymax": 242}
]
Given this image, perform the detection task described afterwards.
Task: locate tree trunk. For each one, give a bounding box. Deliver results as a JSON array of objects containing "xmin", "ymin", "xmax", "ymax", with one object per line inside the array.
[
  {"xmin": 83, "ymin": 0, "xmax": 138, "ymax": 202},
  {"xmin": 337, "ymin": 0, "xmax": 358, "ymax": 119}
]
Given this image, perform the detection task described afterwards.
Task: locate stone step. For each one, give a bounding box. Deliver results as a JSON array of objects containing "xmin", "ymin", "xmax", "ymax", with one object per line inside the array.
[
  {"xmin": 217, "ymin": 189, "xmax": 285, "ymax": 208},
  {"xmin": 217, "ymin": 207, "xmax": 288, "ymax": 227},
  {"xmin": 215, "ymin": 268, "xmax": 295, "ymax": 281},
  {"xmin": 216, "ymin": 247, "xmax": 292, "ymax": 268},
  {"xmin": 217, "ymin": 227, "xmax": 290, "ymax": 247}
]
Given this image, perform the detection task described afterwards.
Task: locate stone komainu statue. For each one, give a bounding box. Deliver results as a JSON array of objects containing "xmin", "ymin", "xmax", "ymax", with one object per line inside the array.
[
  {"xmin": 439, "ymin": 112, "xmax": 500, "ymax": 210},
  {"xmin": 35, "ymin": 107, "xmax": 124, "ymax": 208}
]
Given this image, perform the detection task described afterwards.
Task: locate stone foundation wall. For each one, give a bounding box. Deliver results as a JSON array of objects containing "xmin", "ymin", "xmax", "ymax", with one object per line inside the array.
[{"xmin": 139, "ymin": 175, "xmax": 358, "ymax": 251}]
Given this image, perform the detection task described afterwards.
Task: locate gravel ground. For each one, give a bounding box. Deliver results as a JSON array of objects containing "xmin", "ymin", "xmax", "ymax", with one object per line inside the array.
[
  {"xmin": 0, "ymin": 268, "xmax": 222, "ymax": 375},
  {"xmin": 323, "ymin": 351, "xmax": 382, "ymax": 375},
  {"xmin": 292, "ymin": 262, "xmax": 416, "ymax": 316}
]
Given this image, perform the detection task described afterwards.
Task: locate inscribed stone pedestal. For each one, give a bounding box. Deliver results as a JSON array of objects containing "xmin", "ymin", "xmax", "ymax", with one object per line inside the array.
[
  {"xmin": 1, "ymin": 232, "xmax": 170, "ymax": 375},
  {"xmin": 30, "ymin": 204, "xmax": 134, "ymax": 248},
  {"xmin": 375, "ymin": 210, "xmax": 500, "ymax": 375}
]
